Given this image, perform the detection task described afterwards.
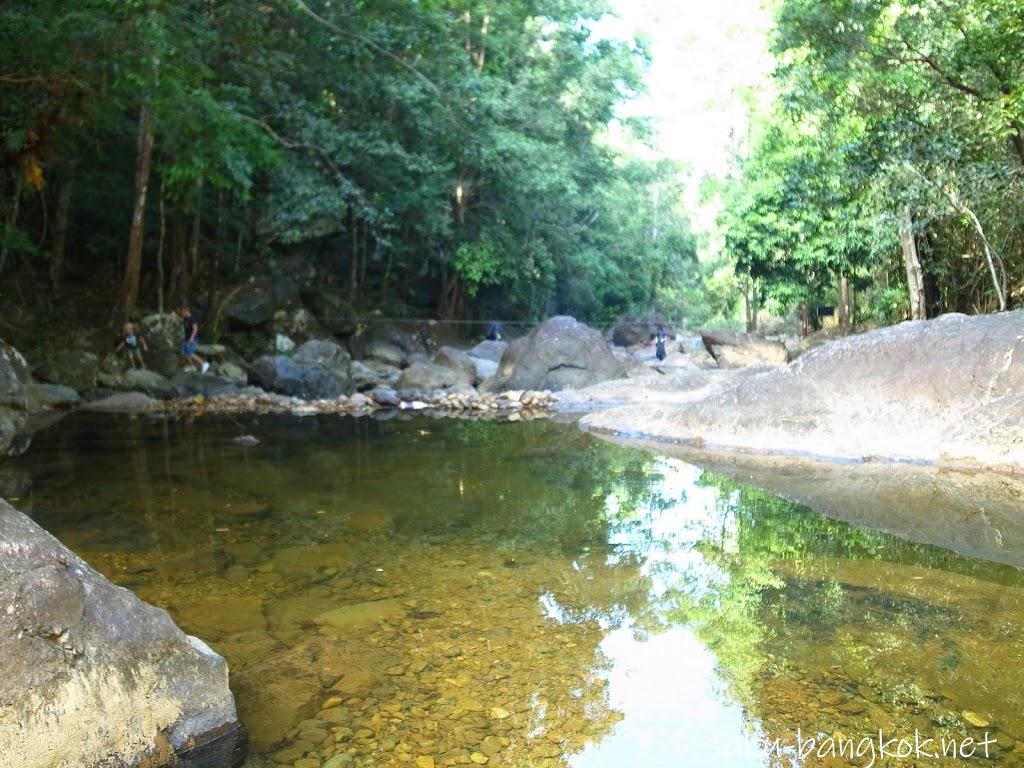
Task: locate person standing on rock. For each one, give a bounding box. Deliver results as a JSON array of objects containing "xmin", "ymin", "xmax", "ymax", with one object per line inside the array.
[
  {"xmin": 115, "ymin": 322, "xmax": 148, "ymax": 369},
  {"xmin": 655, "ymin": 327, "xmax": 668, "ymax": 361},
  {"xmin": 178, "ymin": 306, "xmax": 210, "ymax": 373}
]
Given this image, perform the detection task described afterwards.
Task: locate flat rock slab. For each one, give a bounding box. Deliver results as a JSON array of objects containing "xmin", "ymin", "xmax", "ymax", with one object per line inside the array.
[
  {"xmin": 0, "ymin": 500, "xmax": 246, "ymax": 768},
  {"xmin": 586, "ymin": 311, "xmax": 1024, "ymax": 469}
]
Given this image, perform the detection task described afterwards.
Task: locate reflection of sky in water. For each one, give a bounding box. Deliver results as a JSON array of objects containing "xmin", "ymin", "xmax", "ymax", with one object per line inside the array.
[{"xmin": 551, "ymin": 459, "xmax": 772, "ymax": 767}]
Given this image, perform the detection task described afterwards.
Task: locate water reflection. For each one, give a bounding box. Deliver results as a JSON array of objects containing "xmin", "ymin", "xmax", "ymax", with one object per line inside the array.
[{"xmin": 11, "ymin": 414, "xmax": 1024, "ymax": 767}]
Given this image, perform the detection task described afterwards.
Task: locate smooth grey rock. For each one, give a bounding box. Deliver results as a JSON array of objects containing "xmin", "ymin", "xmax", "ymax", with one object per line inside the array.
[
  {"xmin": 249, "ymin": 339, "xmax": 353, "ymax": 400},
  {"xmin": 396, "ymin": 361, "xmax": 472, "ymax": 391},
  {"xmin": 170, "ymin": 371, "xmax": 238, "ymax": 397},
  {"xmin": 0, "ymin": 499, "xmax": 247, "ymax": 768},
  {"xmin": 121, "ymin": 368, "xmax": 178, "ymax": 400},
  {"xmin": 587, "ymin": 311, "xmax": 1024, "ymax": 469},
  {"xmin": 468, "ymin": 340, "xmax": 508, "ymax": 362},
  {"xmin": 350, "ymin": 360, "xmax": 383, "ymax": 391},
  {"xmin": 26, "ymin": 383, "xmax": 81, "ymax": 409},
  {"xmin": 470, "ymin": 357, "xmax": 499, "ymax": 381},
  {"xmin": 363, "ymin": 340, "xmax": 406, "ymax": 367},
  {"xmin": 699, "ymin": 329, "xmax": 789, "ymax": 368},
  {"xmin": 433, "ymin": 346, "xmax": 478, "ymax": 383},
  {"xmin": 371, "ymin": 386, "xmax": 400, "ymax": 407},
  {"xmin": 488, "ymin": 316, "xmax": 628, "ymax": 392}
]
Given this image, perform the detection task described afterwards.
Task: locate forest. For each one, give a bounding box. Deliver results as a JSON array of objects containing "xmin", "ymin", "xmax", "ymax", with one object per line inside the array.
[
  {"xmin": 0, "ymin": 0, "xmax": 698, "ymax": 332},
  {"xmin": 721, "ymin": 0, "xmax": 1024, "ymax": 330},
  {"xmin": 2, "ymin": 0, "xmax": 1022, "ymax": 338}
]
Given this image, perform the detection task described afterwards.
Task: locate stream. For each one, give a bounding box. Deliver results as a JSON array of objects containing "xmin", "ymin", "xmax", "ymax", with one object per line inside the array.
[{"xmin": 8, "ymin": 412, "xmax": 1023, "ymax": 767}]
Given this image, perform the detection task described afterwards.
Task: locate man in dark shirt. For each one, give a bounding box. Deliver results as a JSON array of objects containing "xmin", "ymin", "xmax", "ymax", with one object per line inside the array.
[{"xmin": 177, "ymin": 306, "xmax": 210, "ymax": 373}]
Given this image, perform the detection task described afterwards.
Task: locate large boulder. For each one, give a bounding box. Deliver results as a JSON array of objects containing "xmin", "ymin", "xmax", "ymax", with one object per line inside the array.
[
  {"xmin": 468, "ymin": 340, "xmax": 508, "ymax": 362},
  {"xmin": 611, "ymin": 314, "xmax": 675, "ymax": 348},
  {"xmin": 0, "ymin": 341, "xmax": 31, "ymax": 454},
  {"xmin": 488, "ymin": 316, "xmax": 628, "ymax": 392},
  {"xmin": 121, "ymin": 368, "xmax": 178, "ymax": 400},
  {"xmin": 301, "ymin": 289, "xmax": 356, "ymax": 337},
  {"xmin": 396, "ymin": 361, "xmax": 473, "ymax": 391},
  {"xmin": 699, "ymin": 329, "xmax": 789, "ymax": 368},
  {"xmin": 585, "ymin": 312, "xmax": 1024, "ymax": 469},
  {"xmin": 249, "ymin": 339, "xmax": 353, "ymax": 399},
  {"xmin": 433, "ymin": 346, "xmax": 478, "ymax": 383},
  {"xmin": 26, "ymin": 383, "xmax": 81, "ymax": 410},
  {"xmin": 0, "ymin": 500, "xmax": 247, "ymax": 768},
  {"xmin": 33, "ymin": 350, "xmax": 99, "ymax": 392},
  {"xmin": 350, "ymin": 323, "xmax": 427, "ymax": 362},
  {"xmin": 141, "ymin": 313, "xmax": 189, "ymax": 379},
  {"xmin": 223, "ymin": 278, "xmax": 299, "ymax": 330}
]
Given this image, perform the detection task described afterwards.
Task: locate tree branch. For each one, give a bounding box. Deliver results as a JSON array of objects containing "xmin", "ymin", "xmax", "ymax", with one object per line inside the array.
[{"xmin": 283, "ymin": 0, "xmax": 443, "ymax": 98}]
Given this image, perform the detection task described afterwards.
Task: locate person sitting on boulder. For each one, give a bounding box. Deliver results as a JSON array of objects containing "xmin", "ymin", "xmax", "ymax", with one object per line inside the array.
[
  {"xmin": 485, "ymin": 321, "xmax": 504, "ymax": 341},
  {"xmin": 655, "ymin": 327, "xmax": 668, "ymax": 362},
  {"xmin": 177, "ymin": 305, "xmax": 210, "ymax": 373},
  {"xmin": 115, "ymin": 322, "xmax": 148, "ymax": 369}
]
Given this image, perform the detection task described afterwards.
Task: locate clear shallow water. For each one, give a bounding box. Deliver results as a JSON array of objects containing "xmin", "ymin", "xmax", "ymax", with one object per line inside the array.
[{"xmin": 9, "ymin": 413, "xmax": 1024, "ymax": 767}]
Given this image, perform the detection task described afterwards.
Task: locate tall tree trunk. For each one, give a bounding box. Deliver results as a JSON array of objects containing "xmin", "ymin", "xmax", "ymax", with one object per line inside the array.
[
  {"xmin": 1, "ymin": 181, "xmax": 21, "ymax": 274},
  {"xmin": 744, "ymin": 276, "xmax": 758, "ymax": 333},
  {"xmin": 837, "ymin": 273, "xmax": 851, "ymax": 331},
  {"xmin": 169, "ymin": 213, "xmax": 189, "ymax": 308},
  {"xmin": 188, "ymin": 179, "xmax": 203, "ymax": 299},
  {"xmin": 899, "ymin": 207, "xmax": 927, "ymax": 320},
  {"xmin": 156, "ymin": 177, "xmax": 166, "ymax": 313},
  {"xmin": 349, "ymin": 211, "xmax": 359, "ymax": 301},
  {"xmin": 205, "ymin": 190, "xmax": 224, "ymax": 318},
  {"xmin": 116, "ymin": 103, "xmax": 155, "ymax": 322},
  {"xmin": 50, "ymin": 166, "xmax": 75, "ymax": 296}
]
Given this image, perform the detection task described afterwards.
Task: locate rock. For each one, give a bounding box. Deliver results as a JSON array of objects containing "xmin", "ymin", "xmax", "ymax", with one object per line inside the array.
[
  {"xmin": 963, "ymin": 711, "xmax": 990, "ymax": 728},
  {"xmin": 488, "ymin": 316, "xmax": 628, "ymax": 392},
  {"xmin": 139, "ymin": 313, "xmax": 189, "ymax": 379},
  {"xmin": 272, "ymin": 307, "xmax": 327, "ymax": 346},
  {"xmin": 470, "ymin": 753, "xmax": 489, "ymax": 764},
  {"xmin": 249, "ymin": 340, "xmax": 353, "ymax": 400},
  {"xmin": 611, "ymin": 313, "xmax": 675, "ymax": 347},
  {"xmin": 0, "ymin": 499, "xmax": 246, "ymax": 768},
  {"xmin": 121, "ymin": 368, "xmax": 178, "ymax": 399},
  {"xmin": 468, "ymin": 340, "xmax": 508, "ymax": 362},
  {"xmin": 433, "ymin": 346, "xmax": 478, "ymax": 383},
  {"xmin": 213, "ymin": 361, "xmax": 247, "ymax": 383},
  {"xmin": 322, "ymin": 754, "xmax": 355, "ymax": 768},
  {"xmin": 25, "ymin": 382, "xmax": 81, "ymax": 410},
  {"xmin": 352, "ymin": 323, "xmax": 428, "ymax": 361},
  {"xmin": 223, "ymin": 279, "xmax": 299, "ymax": 329},
  {"xmin": 415, "ymin": 757, "xmax": 435, "ymax": 768},
  {"xmin": 586, "ymin": 312, "xmax": 1024, "ymax": 469},
  {"xmin": 80, "ymin": 392, "xmax": 157, "ymax": 413},
  {"xmin": 275, "ymin": 334, "xmax": 296, "ymax": 353},
  {"xmin": 302, "ymin": 289, "xmax": 356, "ymax": 337},
  {"xmin": 0, "ymin": 340, "xmax": 30, "ymax": 407},
  {"xmin": 471, "ymin": 357, "xmax": 499, "ymax": 382},
  {"xmin": 350, "ymin": 360, "xmax": 382, "ymax": 391},
  {"xmin": 699, "ymin": 329, "xmax": 789, "ymax": 368},
  {"xmin": 33, "ymin": 350, "xmax": 99, "ymax": 392},
  {"xmin": 170, "ymin": 370, "xmax": 239, "ymax": 398},
  {"xmin": 372, "ymin": 387, "xmax": 400, "ymax": 408},
  {"xmin": 396, "ymin": 361, "xmax": 472, "ymax": 391},
  {"xmin": 364, "ymin": 340, "xmax": 406, "ymax": 368},
  {"xmin": 196, "ymin": 343, "xmax": 227, "ymax": 358}
]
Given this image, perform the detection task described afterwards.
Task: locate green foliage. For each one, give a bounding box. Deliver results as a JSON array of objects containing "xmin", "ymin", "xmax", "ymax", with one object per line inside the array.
[
  {"xmin": 0, "ymin": 0, "xmax": 700, "ymax": 322},
  {"xmin": 720, "ymin": 0, "xmax": 1024, "ymax": 322}
]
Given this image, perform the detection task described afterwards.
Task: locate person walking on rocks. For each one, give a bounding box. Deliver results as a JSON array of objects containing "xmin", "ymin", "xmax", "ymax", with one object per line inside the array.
[
  {"xmin": 178, "ymin": 305, "xmax": 210, "ymax": 373},
  {"xmin": 655, "ymin": 326, "xmax": 668, "ymax": 362}
]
